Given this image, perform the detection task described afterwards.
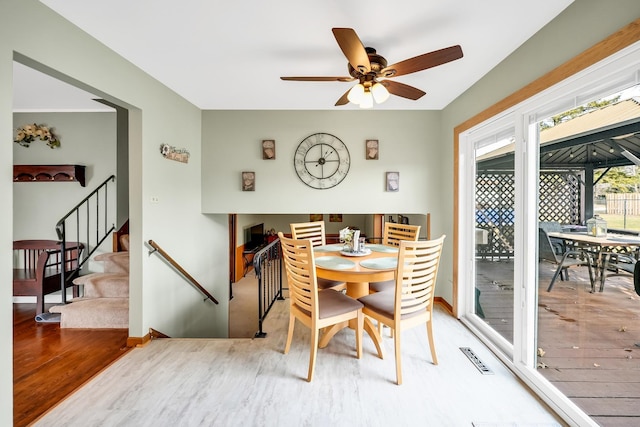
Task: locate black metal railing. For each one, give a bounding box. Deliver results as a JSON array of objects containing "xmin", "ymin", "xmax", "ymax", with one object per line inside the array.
[
  {"xmin": 146, "ymin": 240, "xmax": 219, "ymax": 304},
  {"xmin": 253, "ymin": 238, "xmax": 284, "ymax": 338},
  {"xmin": 55, "ymin": 175, "xmax": 116, "ymax": 303}
]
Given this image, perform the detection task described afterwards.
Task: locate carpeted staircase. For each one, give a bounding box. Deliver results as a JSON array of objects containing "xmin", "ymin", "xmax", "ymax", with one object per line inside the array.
[{"xmin": 49, "ymin": 246, "xmax": 129, "ymax": 329}]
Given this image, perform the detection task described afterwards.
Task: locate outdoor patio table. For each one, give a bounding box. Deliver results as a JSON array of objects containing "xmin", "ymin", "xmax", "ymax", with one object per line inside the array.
[{"xmin": 547, "ymin": 231, "xmax": 640, "ymax": 287}]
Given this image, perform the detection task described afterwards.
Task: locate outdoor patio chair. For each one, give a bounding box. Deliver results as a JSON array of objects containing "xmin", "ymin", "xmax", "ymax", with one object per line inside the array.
[
  {"xmin": 599, "ymin": 251, "xmax": 637, "ymax": 292},
  {"xmin": 539, "ymin": 228, "xmax": 595, "ymax": 292},
  {"xmin": 539, "ymin": 221, "xmax": 566, "ymax": 255}
]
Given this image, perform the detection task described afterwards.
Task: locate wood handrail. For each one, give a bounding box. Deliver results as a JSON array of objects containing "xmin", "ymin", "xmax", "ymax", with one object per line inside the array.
[{"xmin": 147, "ymin": 240, "xmax": 219, "ymax": 304}]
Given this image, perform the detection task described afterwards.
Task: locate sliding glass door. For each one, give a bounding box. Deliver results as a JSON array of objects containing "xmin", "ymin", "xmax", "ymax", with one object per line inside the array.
[{"xmin": 458, "ymin": 40, "xmax": 640, "ymax": 425}]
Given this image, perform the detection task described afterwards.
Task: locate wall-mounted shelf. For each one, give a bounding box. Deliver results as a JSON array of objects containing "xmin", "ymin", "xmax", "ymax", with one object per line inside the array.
[{"xmin": 13, "ymin": 165, "xmax": 86, "ymax": 187}]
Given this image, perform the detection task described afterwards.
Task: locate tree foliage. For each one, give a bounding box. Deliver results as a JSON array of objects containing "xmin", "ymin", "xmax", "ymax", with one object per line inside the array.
[
  {"xmin": 595, "ymin": 166, "xmax": 640, "ymax": 193},
  {"xmin": 540, "ymin": 96, "xmax": 620, "ymax": 130}
]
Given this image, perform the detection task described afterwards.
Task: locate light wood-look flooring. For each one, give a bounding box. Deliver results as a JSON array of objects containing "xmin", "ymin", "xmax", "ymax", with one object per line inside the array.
[
  {"xmin": 13, "ymin": 303, "xmax": 130, "ymax": 427},
  {"xmin": 33, "ymin": 299, "xmax": 564, "ymax": 426}
]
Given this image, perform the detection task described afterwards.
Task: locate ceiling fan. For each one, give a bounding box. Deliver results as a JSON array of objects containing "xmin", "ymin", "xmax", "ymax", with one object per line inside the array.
[{"xmin": 280, "ymin": 28, "xmax": 463, "ymax": 108}]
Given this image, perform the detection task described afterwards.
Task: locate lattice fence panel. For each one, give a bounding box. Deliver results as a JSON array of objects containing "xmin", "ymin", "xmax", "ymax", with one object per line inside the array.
[
  {"xmin": 475, "ymin": 171, "xmax": 582, "ymax": 258},
  {"xmin": 476, "ymin": 172, "xmax": 515, "ymax": 258},
  {"xmin": 539, "ymin": 172, "xmax": 581, "ymax": 224}
]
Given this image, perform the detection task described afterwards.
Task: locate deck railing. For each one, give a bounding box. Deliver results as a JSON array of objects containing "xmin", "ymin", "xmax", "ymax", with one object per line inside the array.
[{"xmin": 253, "ymin": 238, "xmax": 284, "ymax": 338}]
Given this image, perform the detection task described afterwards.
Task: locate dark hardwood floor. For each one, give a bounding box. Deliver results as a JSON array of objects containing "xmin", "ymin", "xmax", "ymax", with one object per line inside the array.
[{"xmin": 13, "ymin": 303, "xmax": 130, "ymax": 427}]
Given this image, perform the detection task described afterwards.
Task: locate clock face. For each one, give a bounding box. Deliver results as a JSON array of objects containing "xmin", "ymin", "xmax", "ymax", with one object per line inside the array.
[{"xmin": 294, "ymin": 133, "xmax": 350, "ymax": 189}]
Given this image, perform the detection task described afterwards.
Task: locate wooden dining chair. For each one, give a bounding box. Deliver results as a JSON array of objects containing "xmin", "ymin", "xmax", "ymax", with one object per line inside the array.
[
  {"xmin": 358, "ymin": 235, "xmax": 446, "ymax": 385},
  {"xmin": 382, "ymin": 223, "xmax": 422, "ymax": 247},
  {"xmin": 278, "ymin": 232, "xmax": 364, "ymax": 382},
  {"xmin": 290, "ymin": 221, "xmax": 347, "ymax": 291},
  {"xmin": 290, "ymin": 221, "xmax": 327, "ymax": 246},
  {"xmin": 369, "ymin": 223, "xmax": 421, "ymax": 293}
]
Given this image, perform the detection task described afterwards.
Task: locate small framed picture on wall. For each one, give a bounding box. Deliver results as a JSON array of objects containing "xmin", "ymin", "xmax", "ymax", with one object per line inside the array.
[
  {"xmin": 262, "ymin": 140, "xmax": 275, "ymax": 159},
  {"xmin": 365, "ymin": 139, "xmax": 379, "ymax": 160},
  {"xmin": 310, "ymin": 214, "xmax": 323, "ymax": 221},
  {"xmin": 386, "ymin": 171, "xmax": 399, "ymax": 192},
  {"xmin": 242, "ymin": 171, "xmax": 255, "ymax": 191}
]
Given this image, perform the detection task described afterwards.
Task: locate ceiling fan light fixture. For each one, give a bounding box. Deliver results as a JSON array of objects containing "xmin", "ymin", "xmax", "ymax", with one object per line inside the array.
[
  {"xmin": 371, "ymin": 82, "xmax": 390, "ymax": 104},
  {"xmin": 347, "ymin": 83, "xmax": 365, "ymax": 104},
  {"xmin": 359, "ymin": 91, "xmax": 373, "ymax": 109}
]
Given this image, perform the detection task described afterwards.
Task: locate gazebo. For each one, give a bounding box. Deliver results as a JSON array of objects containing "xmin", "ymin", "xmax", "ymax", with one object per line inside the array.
[{"xmin": 476, "ymin": 97, "xmax": 640, "ymax": 257}]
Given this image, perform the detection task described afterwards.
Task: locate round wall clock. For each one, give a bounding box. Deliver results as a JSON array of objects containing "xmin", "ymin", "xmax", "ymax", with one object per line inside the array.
[{"xmin": 294, "ymin": 133, "xmax": 350, "ymax": 189}]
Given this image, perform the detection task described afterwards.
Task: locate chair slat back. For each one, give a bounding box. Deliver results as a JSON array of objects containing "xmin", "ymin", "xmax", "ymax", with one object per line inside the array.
[
  {"xmin": 279, "ymin": 232, "xmax": 319, "ymax": 318},
  {"xmin": 395, "ymin": 235, "xmax": 445, "ymax": 318},
  {"xmin": 290, "ymin": 221, "xmax": 326, "ymax": 247},
  {"xmin": 383, "ymin": 223, "xmax": 421, "ymax": 247}
]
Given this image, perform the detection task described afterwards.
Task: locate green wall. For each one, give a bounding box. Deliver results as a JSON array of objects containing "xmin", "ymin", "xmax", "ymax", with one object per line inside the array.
[{"xmin": 438, "ymin": 0, "xmax": 640, "ymax": 303}]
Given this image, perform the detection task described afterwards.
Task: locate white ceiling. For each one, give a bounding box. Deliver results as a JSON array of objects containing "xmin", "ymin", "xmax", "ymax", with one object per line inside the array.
[{"xmin": 15, "ymin": 0, "xmax": 574, "ymax": 111}]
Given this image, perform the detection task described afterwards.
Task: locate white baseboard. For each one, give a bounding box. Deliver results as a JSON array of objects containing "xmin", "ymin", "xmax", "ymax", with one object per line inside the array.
[{"xmin": 13, "ymin": 289, "xmax": 77, "ymax": 304}]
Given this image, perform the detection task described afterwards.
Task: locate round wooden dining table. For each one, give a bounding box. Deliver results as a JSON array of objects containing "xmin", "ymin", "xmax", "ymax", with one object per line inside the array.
[{"xmin": 313, "ymin": 243, "xmax": 398, "ymax": 354}]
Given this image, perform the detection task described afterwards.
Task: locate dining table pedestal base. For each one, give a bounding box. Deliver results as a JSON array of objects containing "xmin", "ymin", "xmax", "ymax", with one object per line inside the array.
[{"xmin": 317, "ymin": 281, "xmax": 384, "ymax": 359}]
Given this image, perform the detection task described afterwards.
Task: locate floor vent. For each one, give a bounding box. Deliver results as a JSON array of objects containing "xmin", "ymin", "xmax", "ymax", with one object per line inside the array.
[{"xmin": 460, "ymin": 347, "xmax": 494, "ymax": 375}]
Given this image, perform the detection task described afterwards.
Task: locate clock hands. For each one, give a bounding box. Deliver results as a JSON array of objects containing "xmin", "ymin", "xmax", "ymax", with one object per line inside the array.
[{"xmin": 294, "ymin": 133, "xmax": 350, "ymax": 189}]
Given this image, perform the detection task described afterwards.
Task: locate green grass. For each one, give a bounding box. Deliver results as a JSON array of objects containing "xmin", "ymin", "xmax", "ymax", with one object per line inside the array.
[{"xmin": 597, "ymin": 213, "xmax": 640, "ymax": 231}]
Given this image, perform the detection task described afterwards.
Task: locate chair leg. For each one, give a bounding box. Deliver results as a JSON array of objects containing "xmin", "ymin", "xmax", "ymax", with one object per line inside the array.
[
  {"xmin": 585, "ymin": 255, "xmax": 596, "ymax": 293},
  {"xmin": 394, "ymin": 327, "xmax": 402, "ymax": 385},
  {"xmin": 547, "ymin": 265, "xmax": 564, "ymax": 292},
  {"xmin": 600, "ymin": 255, "xmax": 610, "ymax": 293},
  {"xmin": 284, "ymin": 314, "xmax": 295, "ymax": 354},
  {"xmin": 307, "ymin": 327, "xmax": 319, "ymax": 382},
  {"xmin": 355, "ymin": 310, "xmax": 363, "ymax": 359},
  {"xmin": 427, "ymin": 319, "xmax": 438, "ymax": 365},
  {"xmin": 363, "ymin": 317, "xmax": 384, "ymax": 359}
]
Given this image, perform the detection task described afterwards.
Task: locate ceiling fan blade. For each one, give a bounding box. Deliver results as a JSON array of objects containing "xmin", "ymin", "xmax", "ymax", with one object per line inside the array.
[
  {"xmin": 381, "ymin": 80, "xmax": 426, "ymax": 100},
  {"xmin": 280, "ymin": 76, "xmax": 355, "ymax": 82},
  {"xmin": 332, "ymin": 28, "xmax": 371, "ymax": 74},
  {"xmin": 381, "ymin": 45, "xmax": 463, "ymax": 78},
  {"xmin": 335, "ymin": 89, "xmax": 350, "ymax": 106}
]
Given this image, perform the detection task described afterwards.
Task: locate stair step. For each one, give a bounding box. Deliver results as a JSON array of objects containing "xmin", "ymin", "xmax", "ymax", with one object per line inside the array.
[
  {"xmin": 94, "ymin": 252, "xmax": 129, "ymax": 274},
  {"xmin": 49, "ymin": 297, "xmax": 128, "ymax": 328},
  {"xmin": 73, "ymin": 273, "xmax": 129, "ymax": 298}
]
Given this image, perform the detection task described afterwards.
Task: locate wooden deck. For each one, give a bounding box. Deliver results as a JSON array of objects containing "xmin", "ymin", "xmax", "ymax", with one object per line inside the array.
[
  {"xmin": 13, "ymin": 303, "xmax": 130, "ymax": 427},
  {"xmin": 476, "ymin": 258, "xmax": 640, "ymax": 426}
]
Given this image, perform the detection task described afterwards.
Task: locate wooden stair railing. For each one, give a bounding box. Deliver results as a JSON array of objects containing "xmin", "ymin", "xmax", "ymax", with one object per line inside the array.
[{"xmin": 147, "ymin": 240, "xmax": 219, "ymax": 304}]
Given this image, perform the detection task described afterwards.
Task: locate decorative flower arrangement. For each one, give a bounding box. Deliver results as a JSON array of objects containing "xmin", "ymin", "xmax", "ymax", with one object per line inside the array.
[
  {"xmin": 340, "ymin": 227, "xmax": 362, "ymax": 252},
  {"xmin": 339, "ymin": 227, "xmax": 355, "ymax": 244},
  {"xmin": 14, "ymin": 123, "xmax": 60, "ymax": 149}
]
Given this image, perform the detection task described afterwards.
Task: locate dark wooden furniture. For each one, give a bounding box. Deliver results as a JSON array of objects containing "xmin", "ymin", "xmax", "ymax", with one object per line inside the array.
[
  {"xmin": 13, "ymin": 240, "xmax": 84, "ymax": 315},
  {"xmin": 13, "ymin": 164, "xmax": 86, "ymax": 186}
]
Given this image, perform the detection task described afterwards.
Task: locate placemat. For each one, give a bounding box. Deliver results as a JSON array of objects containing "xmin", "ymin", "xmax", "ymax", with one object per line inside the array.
[
  {"xmin": 315, "ymin": 256, "xmax": 356, "ymax": 270},
  {"xmin": 359, "ymin": 257, "xmax": 397, "ymax": 270},
  {"xmin": 314, "ymin": 244, "xmax": 345, "ymax": 252},
  {"xmin": 367, "ymin": 244, "xmax": 399, "ymax": 254}
]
